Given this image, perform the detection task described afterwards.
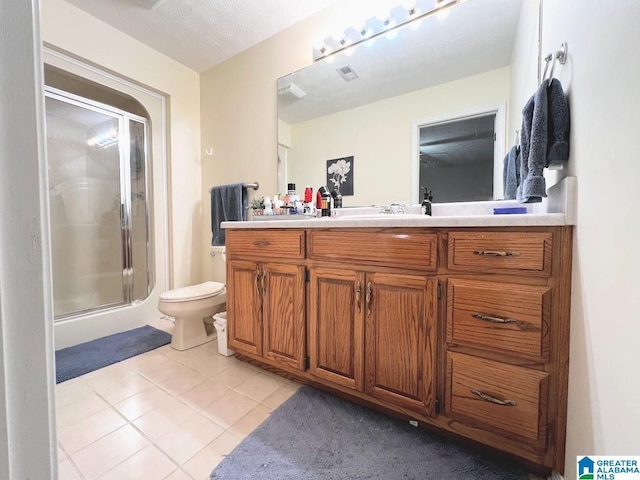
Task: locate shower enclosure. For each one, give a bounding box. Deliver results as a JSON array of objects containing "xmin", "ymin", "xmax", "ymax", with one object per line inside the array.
[{"xmin": 45, "ymin": 87, "xmax": 153, "ymax": 319}]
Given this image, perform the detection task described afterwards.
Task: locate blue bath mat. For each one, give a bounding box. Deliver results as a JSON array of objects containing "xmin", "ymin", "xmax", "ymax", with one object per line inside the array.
[
  {"xmin": 55, "ymin": 325, "xmax": 171, "ymax": 383},
  {"xmin": 211, "ymin": 386, "xmax": 529, "ymax": 480}
]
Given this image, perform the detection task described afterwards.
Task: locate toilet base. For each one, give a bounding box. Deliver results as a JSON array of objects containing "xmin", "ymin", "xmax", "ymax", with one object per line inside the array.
[{"xmin": 171, "ymin": 315, "xmax": 216, "ymax": 351}]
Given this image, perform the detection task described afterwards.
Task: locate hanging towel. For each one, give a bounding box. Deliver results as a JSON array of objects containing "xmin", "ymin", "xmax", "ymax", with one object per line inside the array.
[
  {"xmin": 546, "ymin": 78, "xmax": 570, "ymax": 167},
  {"xmin": 517, "ymin": 81, "xmax": 548, "ymax": 203},
  {"xmin": 211, "ymin": 183, "xmax": 247, "ymax": 246},
  {"xmin": 503, "ymin": 145, "xmax": 520, "ymax": 200}
]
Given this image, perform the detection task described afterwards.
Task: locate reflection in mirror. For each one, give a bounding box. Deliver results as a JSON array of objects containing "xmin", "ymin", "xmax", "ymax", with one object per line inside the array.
[
  {"xmin": 418, "ymin": 111, "xmax": 497, "ymax": 203},
  {"xmin": 277, "ymin": 0, "xmax": 541, "ymax": 206}
]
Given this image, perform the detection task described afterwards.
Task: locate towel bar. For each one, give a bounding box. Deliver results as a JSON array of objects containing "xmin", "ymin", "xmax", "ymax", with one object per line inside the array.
[{"xmin": 209, "ymin": 181, "xmax": 259, "ymax": 193}]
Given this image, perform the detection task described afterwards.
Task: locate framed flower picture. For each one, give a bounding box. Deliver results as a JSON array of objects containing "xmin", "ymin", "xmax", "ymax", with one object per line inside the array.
[{"xmin": 326, "ymin": 156, "xmax": 354, "ymax": 196}]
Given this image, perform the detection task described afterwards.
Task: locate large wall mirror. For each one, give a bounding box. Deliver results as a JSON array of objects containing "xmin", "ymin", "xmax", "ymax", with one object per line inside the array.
[{"xmin": 277, "ymin": 0, "xmax": 541, "ymax": 206}]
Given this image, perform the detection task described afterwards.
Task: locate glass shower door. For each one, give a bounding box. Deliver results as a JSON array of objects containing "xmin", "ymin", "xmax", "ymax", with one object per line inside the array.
[{"xmin": 45, "ymin": 90, "xmax": 149, "ymax": 319}]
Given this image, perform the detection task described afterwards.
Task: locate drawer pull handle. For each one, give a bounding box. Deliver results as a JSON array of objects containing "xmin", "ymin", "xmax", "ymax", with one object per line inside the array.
[
  {"xmin": 473, "ymin": 250, "xmax": 520, "ymax": 257},
  {"xmin": 471, "ymin": 389, "xmax": 517, "ymax": 407},
  {"xmin": 356, "ymin": 282, "xmax": 362, "ymax": 313},
  {"xmin": 472, "ymin": 313, "xmax": 517, "ymax": 325},
  {"xmin": 255, "ymin": 270, "xmax": 261, "ymax": 296},
  {"xmin": 253, "ymin": 240, "xmax": 271, "ymax": 247},
  {"xmin": 365, "ymin": 282, "xmax": 372, "ymax": 315}
]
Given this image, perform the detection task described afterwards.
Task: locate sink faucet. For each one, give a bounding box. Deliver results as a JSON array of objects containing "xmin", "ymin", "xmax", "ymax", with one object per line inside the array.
[{"xmin": 379, "ymin": 204, "xmax": 405, "ymax": 214}]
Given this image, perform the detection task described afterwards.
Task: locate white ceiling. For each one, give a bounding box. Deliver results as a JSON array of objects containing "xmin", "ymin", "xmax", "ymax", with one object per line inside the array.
[
  {"xmin": 64, "ymin": 0, "xmax": 340, "ymax": 72},
  {"xmin": 278, "ymin": 0, "xmax": 524, "ymax": 124}
]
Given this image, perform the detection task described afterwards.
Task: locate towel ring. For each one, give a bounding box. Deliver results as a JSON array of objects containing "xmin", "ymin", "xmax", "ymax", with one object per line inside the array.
[{"xmin": 542, "ymin": 42, "xmax": 568, "ymax": 85}]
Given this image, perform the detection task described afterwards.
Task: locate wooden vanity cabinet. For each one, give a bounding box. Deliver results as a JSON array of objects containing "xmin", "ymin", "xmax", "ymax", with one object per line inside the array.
[
  {"xmin": 225, "ymin": 225, "xmax": 572, "ymax": 474},
  {"xmin": 308, "ymin": 267, "xmax": 365, "ymax": 391},
  {"xmin": 226, "ymin": 229, "xmax": 306, "ymax": 371},
  {"xmin": 308, "ymin": 267, "xmax": 437, "ymax": 417},
  {"xmin": 444, "ymin": 228, "xmax": 572, "ymax": 473},
  {"xmin": 308, "ymin": 229, "xmax": 439, "ymax": 417},
  {"xmin": 364, "ymin": 272, "xmax": 437, "ymax": 417}
]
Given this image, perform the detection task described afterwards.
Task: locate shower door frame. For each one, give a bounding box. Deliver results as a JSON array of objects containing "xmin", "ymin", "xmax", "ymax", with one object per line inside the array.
[{"xmin": 44, "ymin": 86, "xmax": 153, "ymax": 320}]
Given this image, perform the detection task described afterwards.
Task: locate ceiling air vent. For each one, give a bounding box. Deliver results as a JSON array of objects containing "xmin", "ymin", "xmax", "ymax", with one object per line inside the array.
[
  {"xmin": 336, "ymin": 65, "xmax": 360, "ymax": 82},
  {"xmin": 277, "ymin": 83, "xmax": 307, "ymax": 100}
]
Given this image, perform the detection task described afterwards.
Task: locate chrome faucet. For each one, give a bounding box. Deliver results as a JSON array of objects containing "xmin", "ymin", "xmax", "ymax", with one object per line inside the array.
[{"xmin": 379, "ymin": 204, "xmax": 405, "ymax": 214}]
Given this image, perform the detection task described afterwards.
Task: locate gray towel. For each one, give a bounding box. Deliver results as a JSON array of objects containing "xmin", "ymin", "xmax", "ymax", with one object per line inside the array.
[
  {"xmin": 546, "ymin": 78, "xmax": 570, "ymax": 167},
  {"xmin": 517, "ymin": 81, "xmax": 548, "ymax": 203},
  {"xmin": 211, "ymin": 183, "xmax": 247, "ymax": 246},
  {"xmin": 503, "ymin": 145, "xmax": 520, "ymax": 200}
]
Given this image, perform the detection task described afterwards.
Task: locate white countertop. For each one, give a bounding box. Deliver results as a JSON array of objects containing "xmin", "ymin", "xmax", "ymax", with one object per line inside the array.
[
  {"xmin": 222, "ymin": 212, "xmax": 571, "ymax": 229},
  {"xmin": 221, "ymin": 177, "xmax": 577, "ymax": 230}
]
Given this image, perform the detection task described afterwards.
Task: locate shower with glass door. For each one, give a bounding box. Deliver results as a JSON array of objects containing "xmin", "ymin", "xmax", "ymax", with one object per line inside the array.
[{"xmin": 44, "ymin": 87, "xmax": 153, "ymax": 319}]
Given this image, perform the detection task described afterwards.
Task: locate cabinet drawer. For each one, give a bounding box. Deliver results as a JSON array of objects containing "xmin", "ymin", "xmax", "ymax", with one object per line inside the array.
[
  {"xmin": 226, "ymin": 229, "xmax": 305, "ymax": 259},
  {"xmin": 447, "ymin": 279, "xmax": 551, "ymax": 362},
  {"xmin": 448, "ymin": 231, "xmax": 552, "ymax": 276},
  {"xmin": 308, "ymin": 230, "xmax": 437, "ymax": 272},
  {"xmin": 446, "ymin": 352, "xmax": 548, "ymax": 448}
]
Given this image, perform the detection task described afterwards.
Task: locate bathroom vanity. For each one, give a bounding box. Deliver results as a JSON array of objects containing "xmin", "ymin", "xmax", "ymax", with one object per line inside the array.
[{"xmin": 223, "ymin": 208, "xmax": 573, "ymax": 475}]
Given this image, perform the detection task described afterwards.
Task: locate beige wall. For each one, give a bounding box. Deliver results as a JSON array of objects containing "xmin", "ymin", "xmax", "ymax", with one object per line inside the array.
[
  {"xmin": 41, "ymin": 0, "xmax": 202, "ymax": 289},
  {"xmin": 288, "ymin": 68, "xmax": 509, "ymax": 206}
]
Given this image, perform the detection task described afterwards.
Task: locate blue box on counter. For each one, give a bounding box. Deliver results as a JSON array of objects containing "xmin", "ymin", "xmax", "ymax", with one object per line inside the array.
[{"xmin": 493, "ymin": 207, "xmax": 528, "ymax": 215}]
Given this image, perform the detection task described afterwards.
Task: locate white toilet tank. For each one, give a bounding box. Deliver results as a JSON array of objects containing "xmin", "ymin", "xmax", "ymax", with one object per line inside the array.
[{"xmin": 207, "ymin": 246, "xmax": 227, "ymax": 283}]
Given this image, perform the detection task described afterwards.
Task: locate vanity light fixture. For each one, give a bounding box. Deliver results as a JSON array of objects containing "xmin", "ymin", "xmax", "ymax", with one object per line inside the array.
[{"xmin": 313, "ymin": 0, "xmax": 468, "ymax": 62}]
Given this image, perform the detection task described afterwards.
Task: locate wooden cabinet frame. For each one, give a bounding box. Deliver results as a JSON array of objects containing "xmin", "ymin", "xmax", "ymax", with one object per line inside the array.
[{"xmin": 225, "ymin": 225, "xmax": 572, "ymax": 475}]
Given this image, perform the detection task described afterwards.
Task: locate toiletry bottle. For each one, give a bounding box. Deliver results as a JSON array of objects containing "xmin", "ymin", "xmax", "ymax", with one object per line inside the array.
[
  {"xmin": 331, "ymin": 190, "xmax": 342, "ymax": 209},
  {"xmin": 315, "ymin": 190, "xmax": 323, "ymax": 217},
  {"xmin": 318, "ymin": 186, "xmax": 331, "ymax": 217},
  {"xmin": 421, "ymin": 188, "xmax": 432, "ymax": 216}
]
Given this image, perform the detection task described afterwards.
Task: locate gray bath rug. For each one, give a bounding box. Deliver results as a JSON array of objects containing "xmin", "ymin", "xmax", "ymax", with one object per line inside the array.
[
  {"xmin": 210, "ymin": 386, "xmax": 528, "ymax": 479},
  {"xmin": 55, "ymin": 325, "xmax": 171, "ymax": 383}
]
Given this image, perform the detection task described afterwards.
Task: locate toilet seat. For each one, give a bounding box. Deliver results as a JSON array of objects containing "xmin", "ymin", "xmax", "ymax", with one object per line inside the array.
[{"xmin": 159, "ymin": 281, "xmax": 225, "ymax": 303}]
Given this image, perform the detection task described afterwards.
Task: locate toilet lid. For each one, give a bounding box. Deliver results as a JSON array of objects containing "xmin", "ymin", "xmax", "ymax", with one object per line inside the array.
[{"xmin": 159, "ymin": 281, "xmax": 225, "ymax": 302}]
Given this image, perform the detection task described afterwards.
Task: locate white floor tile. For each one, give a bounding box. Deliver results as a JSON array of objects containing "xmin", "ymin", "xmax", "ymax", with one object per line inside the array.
[
  {"xmin": 132, "ymin": 396, "xmax": 196, "ymax": 441},
  {"xmin": 182, "ymin": 431, "xmax": 242, "ymax": 479},
  {"xmin": 58, "ymin": 407, "xmax": 127, "ymax": 454},
  {"xmin": 56, "ymin": 392, "xmax": 110, "ymax": 430},
  {"xmin": 97, "ymin": 445, "xmax": 177, "ymax": 480},
  {"xmin": 114, "ymin": 385, "xmax": 174, "ymax": 421},
  {"xmin": 71, "ymin": 424, "xmax": 149, "ymax": 480},
  {"xmin": 155, "ymin": 414, "xmax": 225, "ymax": 464},
  {"xmin": 58, "ymin": 458, "xmax": 83, "ymax": 480}
]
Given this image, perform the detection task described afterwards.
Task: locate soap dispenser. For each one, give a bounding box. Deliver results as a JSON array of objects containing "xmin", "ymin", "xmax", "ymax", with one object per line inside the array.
[{"xmin": 421, "ymin": 188, "xmax": 433, "ymax": 216}]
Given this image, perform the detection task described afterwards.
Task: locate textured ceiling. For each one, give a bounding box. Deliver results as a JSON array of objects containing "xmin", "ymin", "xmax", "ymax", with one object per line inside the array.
[
  {"xmin": 278, "ymin": 0, "xmax": 524, "ymax": 124},
  {"xmin": 64, "ymin": 0, "xmax": 340, "ymax": 72}
]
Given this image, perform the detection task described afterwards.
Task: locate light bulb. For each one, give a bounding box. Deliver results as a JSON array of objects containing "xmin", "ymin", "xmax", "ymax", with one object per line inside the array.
[
  {"xmin": 384, "ymin": 18, "xmax": 398, "ymax": 39},
  {"xmin": 359, "ymin": 26, "xmax": 372, "ymax": 39}
]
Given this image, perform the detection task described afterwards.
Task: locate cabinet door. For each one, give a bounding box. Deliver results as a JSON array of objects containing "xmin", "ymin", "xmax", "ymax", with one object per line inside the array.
[
  {"xmin": 227, "ymin": 260, "xmax": 262, "ymax": 356},
  {"xmin": 262, "ymin": 262, "xmax": 306, "ymax": 371},
  {"xmin": 365, "ymin": 273, "xmax": 437, "ymax": 417},
  {"xmin": 309, "ymin": 267, "xmax": 365, "ymax": 391}
]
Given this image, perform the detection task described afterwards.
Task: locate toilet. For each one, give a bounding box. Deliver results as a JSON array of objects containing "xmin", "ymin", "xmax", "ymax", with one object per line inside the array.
[{"xmin": 158, "ymin": 246, "xmax": 227, "ymax": 351}]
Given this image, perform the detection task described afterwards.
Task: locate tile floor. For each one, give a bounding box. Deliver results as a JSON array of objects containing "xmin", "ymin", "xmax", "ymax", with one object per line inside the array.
[
  {"xmin": 56, "ymin": 318, "xmax": 546, "ymax": 480},
  {"xmin": 56, "ymin": 318, "xmax": 300, "ymax": 480}
]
